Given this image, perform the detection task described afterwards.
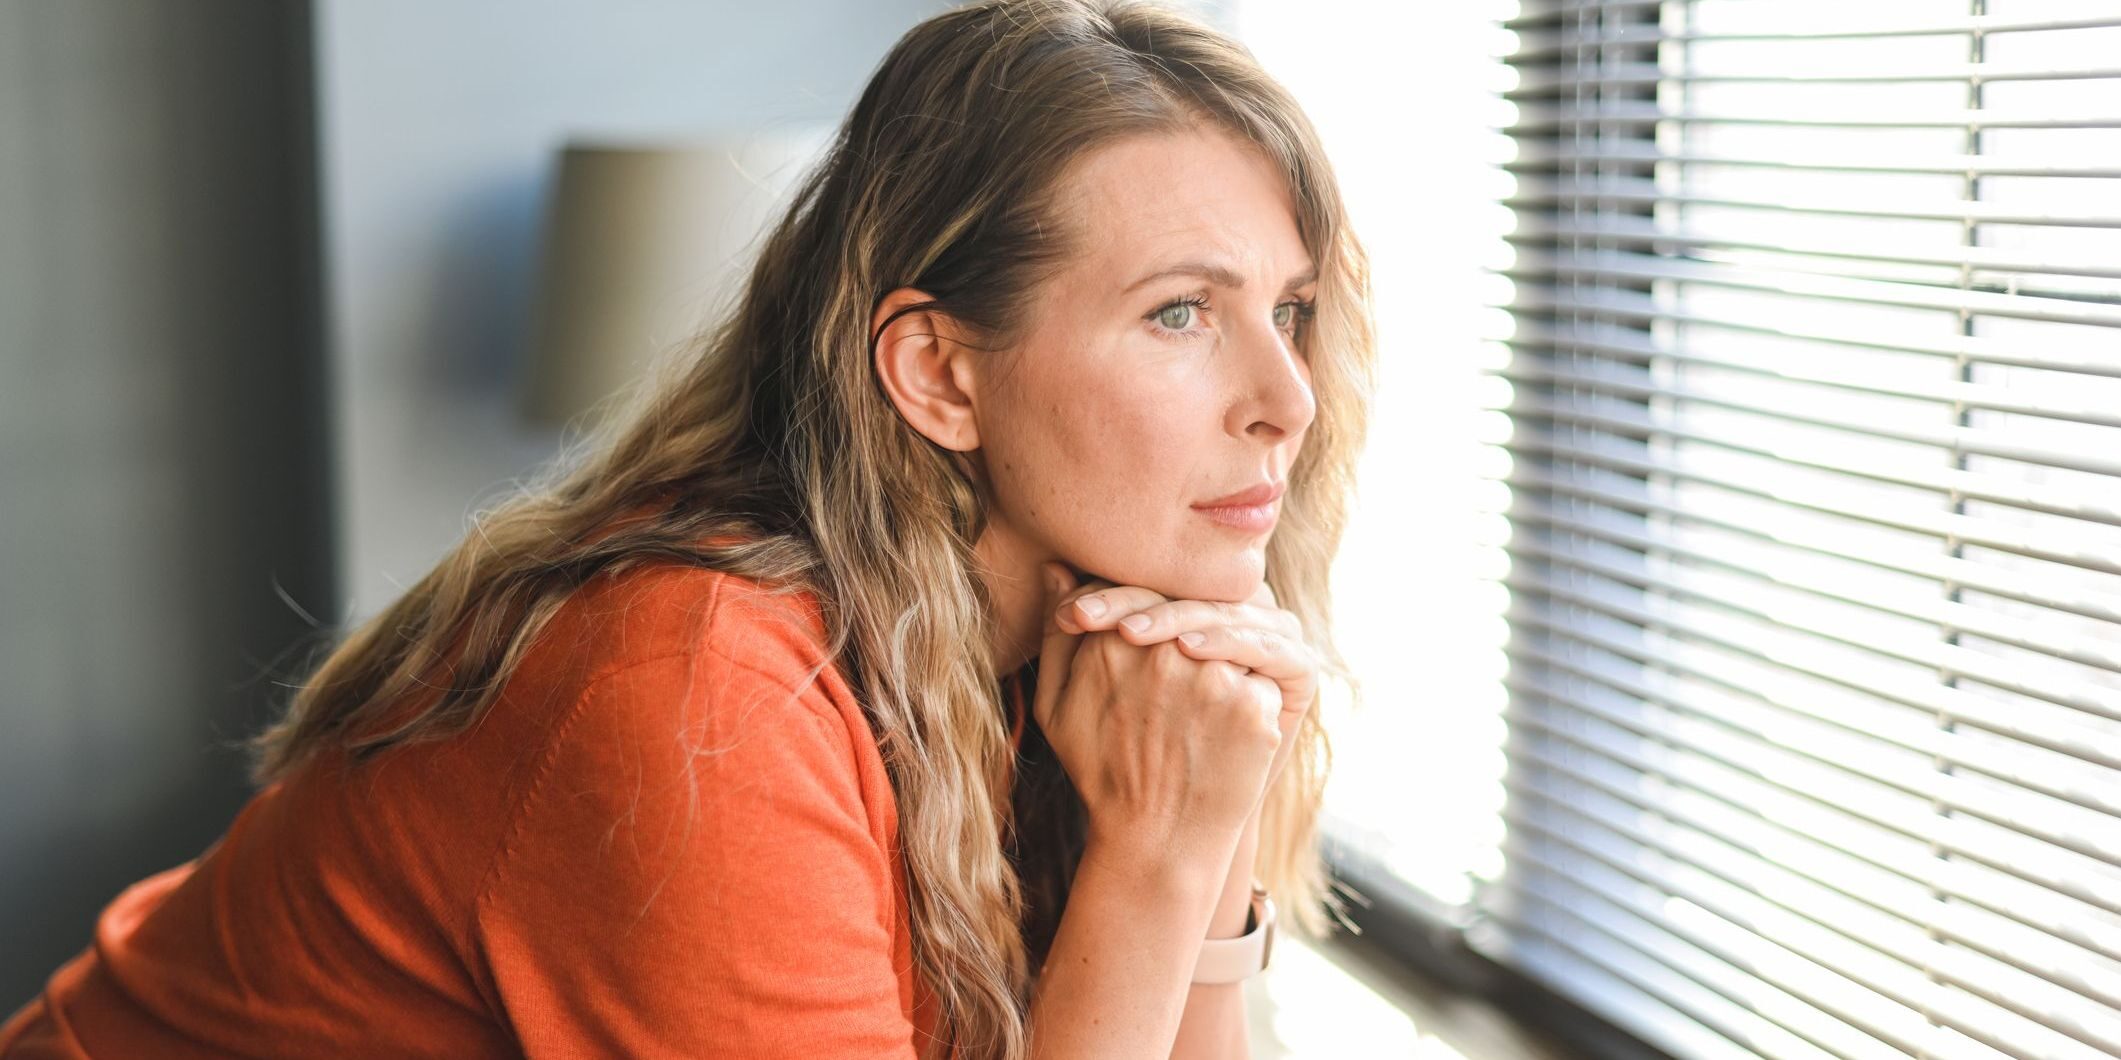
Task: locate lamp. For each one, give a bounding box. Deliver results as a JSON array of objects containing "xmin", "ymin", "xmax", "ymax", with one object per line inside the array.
[{"xmin": 520, "ymin": 130, "xmax": 828, "ymax": 429}]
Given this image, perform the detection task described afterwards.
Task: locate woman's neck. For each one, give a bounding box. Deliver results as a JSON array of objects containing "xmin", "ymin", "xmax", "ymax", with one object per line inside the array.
[{"xmin": 973, "ymin": 520, "xmax": 1053, "ymax": 680}]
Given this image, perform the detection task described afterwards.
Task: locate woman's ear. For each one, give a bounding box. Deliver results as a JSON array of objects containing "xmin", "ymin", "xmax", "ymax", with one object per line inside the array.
[{"xmin": 871, "ymin": 286, "xmax": 982, "ymax": 452}]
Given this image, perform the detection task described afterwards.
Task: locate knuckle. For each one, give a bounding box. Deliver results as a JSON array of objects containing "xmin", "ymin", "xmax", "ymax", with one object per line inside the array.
[
  {"xmin": 1149, "ymin": 639, "xmax": 1192, "ymax": 674},
  {"xmin": 1203, "ymin": 660, "xmax": 1248, "ymax": 700},
  {"xmin": 1252, "ymin": 707, "xmax": 1281, "ymax": 740},
  {"xmin": 1088, "ymin": 630, "xmax": 1128, "ymax": 659},
  {"xmin": 1216, "ymin": 663, "xmax": 1253, "ymax": 697}
]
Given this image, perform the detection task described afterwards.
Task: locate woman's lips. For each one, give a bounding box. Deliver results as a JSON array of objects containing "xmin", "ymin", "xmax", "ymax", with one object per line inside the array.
[
  {"xmin": 1193, "ymin": 498, "xmax": 1280, "ymax": 533},
  {"xmin": 1198, "ymin": 480, "xmax": 1284, "ymax": 508},
  {"xmin": 1192, "ymin": 480, "xmax": 1285, "ymax": 533}
]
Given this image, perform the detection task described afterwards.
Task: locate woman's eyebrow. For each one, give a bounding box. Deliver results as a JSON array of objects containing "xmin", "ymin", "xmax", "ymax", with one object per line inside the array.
[{"xmin": 1121, "ymin": 260, "xmax": 1319, "ymax": 294}]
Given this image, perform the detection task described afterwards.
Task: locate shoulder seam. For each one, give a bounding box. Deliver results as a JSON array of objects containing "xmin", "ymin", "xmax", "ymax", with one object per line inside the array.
[
  {"xmin": 467, "ymin": 647, "xmax": 702, "ymax": 921},
  {"xmin": 465, "ymin": 572, "xmax": 729, "ymax": 959},
  {"xmin": 465, "ymin": 580, "xmax": 885, "ymax": 963}
]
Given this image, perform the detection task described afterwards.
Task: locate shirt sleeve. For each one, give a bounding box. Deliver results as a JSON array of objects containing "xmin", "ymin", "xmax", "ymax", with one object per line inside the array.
[{"xmin": 472, "ymin": 645, "xmax": 919, "ymax": 1059}]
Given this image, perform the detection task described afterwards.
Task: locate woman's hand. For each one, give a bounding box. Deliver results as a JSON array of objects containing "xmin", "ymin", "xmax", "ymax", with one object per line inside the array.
[
  {"xmin": 1032, "ymin": 564, "xmax": 1285, "ymax": 866},
  {"xmin": 1054, "ymin": 573, "xmax": 1319, "ymax": 818}
]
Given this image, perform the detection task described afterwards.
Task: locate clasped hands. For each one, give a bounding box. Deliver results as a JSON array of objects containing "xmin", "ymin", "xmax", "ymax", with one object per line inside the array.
[{"xmin": 1041, "ymin": 562, "xmax": 1321, "ymax": 822}]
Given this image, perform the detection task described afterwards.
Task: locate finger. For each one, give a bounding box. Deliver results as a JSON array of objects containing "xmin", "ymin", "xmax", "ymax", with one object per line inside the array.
[
  {"xmin": 1170, "ymin": 624, "xmax": 1319, "ymax": 713},
  {"xmin": 1032, "ymin": 562, "xmax": 1085, "ymax": 734},
  {"xmin": 1054, "ymin": 583, "xmax": 1167, "ymax": 634},
  {"xmin": 1089, "ymin": 598, "xmax": 1302, "ymax": 644},
  {"xmin": 1046, "ymin": 568, "xmax": 1113, "ymax": 625},
  {"xmin": 1243, "ymin": 670, "xmax": 1282, "ymax": 729}
]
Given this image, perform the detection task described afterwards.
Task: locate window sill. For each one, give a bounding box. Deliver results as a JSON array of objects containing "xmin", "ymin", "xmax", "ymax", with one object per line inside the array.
[{"xmin": 1244, "ymin": 929, "xmax": 1580, "ymax": 1059}]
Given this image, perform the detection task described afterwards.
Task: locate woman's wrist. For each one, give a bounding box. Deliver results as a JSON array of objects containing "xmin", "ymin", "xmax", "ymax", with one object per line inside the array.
[
  {"xmin": 1205, "ymin": 813, "xmax": 1262, "ymax": 939},
  {"xmin": 1082, "ymin": 820, "xmax": 1238, "ymax": 909}
]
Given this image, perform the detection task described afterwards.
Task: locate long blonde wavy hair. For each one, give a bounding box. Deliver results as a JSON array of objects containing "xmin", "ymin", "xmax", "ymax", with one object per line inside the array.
[{"xmin": 250, "ymin": 0, "xmax": 1375, "ymax": 1055}]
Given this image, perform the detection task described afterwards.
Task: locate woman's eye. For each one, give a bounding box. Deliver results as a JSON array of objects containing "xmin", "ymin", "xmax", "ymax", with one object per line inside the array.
[
  {"xmin": 1156, "ymin": 302, "xmax": 1197, "ymax": 331},
  {"xmin": 1272, "ymin": 302, "xmax": 1293, "ymax": 328}
]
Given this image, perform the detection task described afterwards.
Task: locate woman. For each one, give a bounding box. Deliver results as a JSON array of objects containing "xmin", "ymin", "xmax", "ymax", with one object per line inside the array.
[{"xmin": 1, "ymin": 0, "xmax": 1374, "ymax": 1055}]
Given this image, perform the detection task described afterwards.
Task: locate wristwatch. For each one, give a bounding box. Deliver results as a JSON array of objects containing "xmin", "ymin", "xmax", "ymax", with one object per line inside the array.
[{"xmin": 1190, "ymin": 881, "xmax": 1276, "ymax": 984}]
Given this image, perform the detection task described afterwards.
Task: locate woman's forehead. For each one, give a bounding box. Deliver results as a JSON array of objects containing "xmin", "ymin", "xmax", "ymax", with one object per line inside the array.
[{"xmin": 1053, "ymin": 131, "xmax": 1309, "ymax": 294}]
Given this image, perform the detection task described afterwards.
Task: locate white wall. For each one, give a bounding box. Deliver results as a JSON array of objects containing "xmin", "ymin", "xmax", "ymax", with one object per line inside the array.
[{"xmin": 313, "ymin": 0, "xmax": 944, "ymax": 619}]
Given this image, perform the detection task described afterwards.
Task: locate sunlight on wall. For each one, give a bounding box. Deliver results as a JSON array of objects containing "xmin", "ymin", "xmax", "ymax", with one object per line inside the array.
[{"xmin": 1236, "ymin": 1, "xmax": 1522, "ymax": 908}]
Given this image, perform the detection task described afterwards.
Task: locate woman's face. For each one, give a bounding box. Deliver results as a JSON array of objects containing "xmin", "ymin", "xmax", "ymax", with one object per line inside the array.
[{"xmin": 971, "ymin": 127, "xmax": 1318, "ymax": 604}]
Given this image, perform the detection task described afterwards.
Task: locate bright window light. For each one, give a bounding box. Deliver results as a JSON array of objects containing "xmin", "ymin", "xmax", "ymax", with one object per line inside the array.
[{"xmin": 1234, "ymin": 0, "xmax": 1523, "ymax": 910}]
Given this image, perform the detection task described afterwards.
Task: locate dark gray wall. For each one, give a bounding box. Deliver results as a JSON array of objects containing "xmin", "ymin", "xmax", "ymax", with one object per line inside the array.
[{"xmin": 0, "ymin": 0, "xmax": 337, "ymax": 1004}]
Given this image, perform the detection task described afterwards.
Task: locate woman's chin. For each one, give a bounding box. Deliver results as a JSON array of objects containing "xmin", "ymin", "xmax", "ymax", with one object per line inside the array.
[
  {"xmin": 1137, "ymin": 554, "xmax": 1268, "ymax": 604},
  {"xmin": 1062, "ymin": 532, "xmax": 1268, "ymax": 602}
]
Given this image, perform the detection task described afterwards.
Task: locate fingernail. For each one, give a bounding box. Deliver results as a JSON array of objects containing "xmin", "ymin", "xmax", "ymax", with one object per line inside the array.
[
  {"xmin": 1077, "ymin": 596, "xmax": 1106, "ymax": 619},
  {"xmin": 1179, "ymin": 631, "xmax": 1205, "ymax": 648},
  {"xmin": 1120, "ymin": 614, "xmax": 1151, "ymax": 633}
]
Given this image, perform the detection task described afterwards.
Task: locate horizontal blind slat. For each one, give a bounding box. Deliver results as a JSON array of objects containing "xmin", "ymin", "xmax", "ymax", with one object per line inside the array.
[
  {"xmin": 1506, "ymin": 177, "xmax": 2121, "ymax": 233},
  {"xmin": 1505, "ymin": 101, "xmax": 2121, "ymax": 131},
  {"xmin": 1503, "ymin": 140, "xmax": 2121, "ymax": 177},
  {"xmin": 1497, "ymin": 288, "xmax": 2121, "ymax": 378},
  {"xmin": 1506, "ymin": 12, "xmax": 2121, "ymax": 52},
  {"xmin": 1502, "ymin": 342, "xmax": 2121, "ymax": 431},
  {"xmin": 1507, "ymin": 62, "xmax": 2121, "ymax": 89},
  {"xmin": 1500, "ymin": 449, "xmax": 2121, "ymax": 626},
  {"xmin": 1505, "ymin": 222, "xmax": 2121, "ymax": 286}
]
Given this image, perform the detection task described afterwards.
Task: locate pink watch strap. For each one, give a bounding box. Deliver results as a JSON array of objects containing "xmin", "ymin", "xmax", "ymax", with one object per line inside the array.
[{"xmin": 1190, "ymin": 883, "xmax": 1276, "ymax": 984}]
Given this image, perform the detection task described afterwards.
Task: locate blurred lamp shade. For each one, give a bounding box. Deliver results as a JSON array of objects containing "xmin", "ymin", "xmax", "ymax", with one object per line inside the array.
[{"xmin": 520, "ymin": 133, "xmax": 826, "ymax": 428}]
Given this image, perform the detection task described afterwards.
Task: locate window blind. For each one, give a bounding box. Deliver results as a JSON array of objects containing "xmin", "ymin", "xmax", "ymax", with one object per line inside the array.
[{"xmin": 1467, "ymin": 2, "xmax": 2121, "ymax": 1058}]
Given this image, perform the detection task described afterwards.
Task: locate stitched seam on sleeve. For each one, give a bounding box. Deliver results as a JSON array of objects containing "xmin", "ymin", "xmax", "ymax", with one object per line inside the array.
[
  {"xmin": 469, "ymin": 572, "xmax": 728, "ymax": 930},
  {"xmin": 469, "ymin": 649, "xmax": 700, "ymax": 921},
  {"xmin": 698, "ymin": 638, "xmax": 895, "ymax": 927},
  {"xmin": 466, "ymin": 586, "xmax": 887, "ymax": 968},
  {"xmin": 700, "ymin": 636, "xmax": 886, "ymax": 842}
]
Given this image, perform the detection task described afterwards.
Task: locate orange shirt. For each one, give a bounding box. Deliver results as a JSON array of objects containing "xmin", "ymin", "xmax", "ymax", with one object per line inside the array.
[{"xmin": 0, "ymin": 562, "xmax": 1029, "ymax": 1058}]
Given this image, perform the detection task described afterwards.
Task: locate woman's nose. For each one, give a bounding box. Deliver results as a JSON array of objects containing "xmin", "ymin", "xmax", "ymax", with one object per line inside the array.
[{"xmin": 1227, "ymin": 311, "xmax": 1316, "ymax": 441}]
